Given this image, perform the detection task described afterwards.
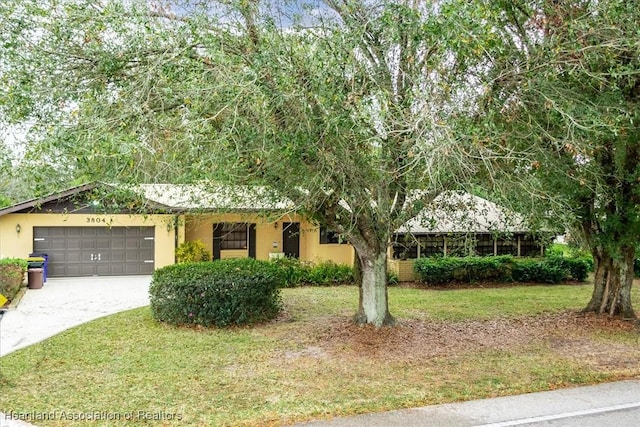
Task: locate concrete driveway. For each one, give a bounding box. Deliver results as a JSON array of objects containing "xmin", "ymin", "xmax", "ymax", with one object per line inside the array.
[{"xmin": 0, "ymin": 276, "xmax": 151, "ymax": 357}]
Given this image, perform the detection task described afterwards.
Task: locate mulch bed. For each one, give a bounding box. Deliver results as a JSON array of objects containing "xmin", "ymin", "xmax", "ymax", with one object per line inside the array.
[{"xmin": 283, "ymin": 311, "xmax": 640, "ymax": 369}]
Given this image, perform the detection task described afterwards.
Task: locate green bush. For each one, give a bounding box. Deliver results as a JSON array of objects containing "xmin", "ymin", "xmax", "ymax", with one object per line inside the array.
[
  {"xmin": 413, "ymin": 256, "xmax": 514, "ymax": 284},
  {"xmin": 270, "ymin": 257, "xmax": 310, "ymax": 287},
  {"xmin": 269, "ymin": 258, "xmax": 354, "ymax": 287},
  {"xmin": 305, "ymin": 261, "xmax": 353, "ymax": 286},
  {"xmin": 0, "ymin": 258, "xmax": 28, "ymax": 303},
  {"xmin": 577, "ymin": 255, "xmax": 595, "ymax": 273},
  {"xmin": 386, "ymin": 271, "xmax": 399, "ymax": 286},
  {"xmin": 175, "ymin": 240, "xmax": 212, "ymax": 263},
  {"xmin": 511, "ymin": 259, "xmax": 565, "ymax": 283},
  {"xmin": 149, "ymin": 258, "xmax": 283, "ymax": 327},
  {"xmin": 414, "ymin": 255, "xmax": 590, "ymax": 286},
  {"xmin": 545, "ymin": 256, "xmax": 592, "ymax": 282}
]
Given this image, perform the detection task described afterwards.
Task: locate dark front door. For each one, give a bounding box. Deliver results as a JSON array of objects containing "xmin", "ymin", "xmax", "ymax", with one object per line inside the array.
[{"xmin": 282, "ymin": 222, "xmax": 300, "ymax": 258}]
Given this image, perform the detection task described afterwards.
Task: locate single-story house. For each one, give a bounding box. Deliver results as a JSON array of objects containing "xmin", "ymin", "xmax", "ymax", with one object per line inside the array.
[{"xmin": 0, "ymin": 184, "xmax": 545, "ymax": 281}]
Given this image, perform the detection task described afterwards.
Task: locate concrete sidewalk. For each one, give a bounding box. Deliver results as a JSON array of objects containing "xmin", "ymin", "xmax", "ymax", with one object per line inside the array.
[{"xmin": 297, "ymin": 380, "xmax": 640, "ymax": 427}]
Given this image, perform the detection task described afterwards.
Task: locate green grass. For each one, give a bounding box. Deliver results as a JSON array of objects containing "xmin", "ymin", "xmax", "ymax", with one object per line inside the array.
[
  {"xmin": 389, "ymin": 284, "xmax": 594, "ymax": 321},
  {"xmin": 0, "ymin": 284, "xmax": 638, "ymax": 426}
]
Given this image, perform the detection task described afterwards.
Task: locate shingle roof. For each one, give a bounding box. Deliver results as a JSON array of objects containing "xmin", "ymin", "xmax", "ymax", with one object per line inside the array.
[
  {"xmin": 134, "ymin": 184, "xmax": 292, "ymax": 211},
  {"xmin": 0, "ymin": 183, "xmax": 530, "ymax": 234},
  {"xmin": 396, "ymin": 192, "xmax": 528, "ymax": 234}
]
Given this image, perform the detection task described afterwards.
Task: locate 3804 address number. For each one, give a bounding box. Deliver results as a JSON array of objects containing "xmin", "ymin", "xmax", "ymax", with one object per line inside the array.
[{"xmin": 86, "ymin": 217, "xmax": 107, "ymax": 224}]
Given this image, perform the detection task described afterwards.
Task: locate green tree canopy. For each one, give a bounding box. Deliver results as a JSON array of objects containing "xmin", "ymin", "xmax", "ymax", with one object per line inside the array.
[
  {"xmin": 482, "ymin": 0, "xmax": 640, "ymax": 319},
  {"xmin": 0, "ymin": 0, "xmax": 528, "ymax": 325}
]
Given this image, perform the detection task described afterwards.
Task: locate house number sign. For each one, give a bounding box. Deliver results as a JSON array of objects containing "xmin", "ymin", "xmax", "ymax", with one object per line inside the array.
[{"xmin": 85, "ymin": 217, "xmax": 107, "ymax": 224}]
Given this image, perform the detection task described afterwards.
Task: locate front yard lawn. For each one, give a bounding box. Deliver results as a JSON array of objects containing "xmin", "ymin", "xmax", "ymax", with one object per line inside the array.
[{"xmin": 1, "ymin": 284, "xmax": 639, "ymax": 426}]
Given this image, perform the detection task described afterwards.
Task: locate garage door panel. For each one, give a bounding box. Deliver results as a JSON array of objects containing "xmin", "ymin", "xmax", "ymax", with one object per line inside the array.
[
  {"xmin": 125, "ymin": 239, "xmax": 141, "ymax": 249},
  {"xmin": 82, "ymin": 243, "xmax": 97, "ymax": 251},
  {"xmin": 65, "ymin": 252, "xmax": 83, "ymax": 263},
  {"xmin": 66, "ymin": 228, "xmax": 84, "ymax": 237},
  {"xmin": 95, "ymin": 264, "xmax": 113, "ymax": 275},
  {"xmin": 66, "ymin": 240, "xmax": 81, "ymax": 250},
  {"xmin": 111, "ymin": 240, "xmax": 125, "ymax": 250},
  {"xmin": 51, "ymin": 228, "xmax": 68, "ymax": 237},
  {"xmin": 96, "ymin": 240, "xmax": 111, "ymax": 250},
  {"xmin": 33, "ymin": 226, "xmax": 155, "ymax": 277},
  {"xmin": 111, "ymin": 252, "xmax": 125, "ymax": 262},
  {"xmin": 59, "ymin": 264, "xmax": 80, "ymax": 276}
]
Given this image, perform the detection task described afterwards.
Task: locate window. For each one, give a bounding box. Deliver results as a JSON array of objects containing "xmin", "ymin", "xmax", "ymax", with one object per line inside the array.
[
  {"xmin": 446, "ymin": 234, "xmax": 471, "ymax": 257},
  {"xmin": 219, "ymin": 223, "xmax": 248, "ymax": 250},
  {"xmin": 496, "ymin": 236, "xmax": 518, "ymax": 256},
  {"xmin": 319, "ymin": 226, "xmax": 345, "ymax": 244},
  {"xmin": 520, "ymin": 234, "xmax": 542, "ymax": 257},
  {"xmin": 392, "ymin": 235, "xmax": 418, "ymax": 259},
  {"xmin": 419, "ymin": 234, "xmax": 445, "ymax": 257},
  {"xmin": 475, "ymin": 234, "xmax": 495, "ymax": 256},
  {"xmin": 391, "ymin": 234, "xmax": 444, "ymax": 259}
]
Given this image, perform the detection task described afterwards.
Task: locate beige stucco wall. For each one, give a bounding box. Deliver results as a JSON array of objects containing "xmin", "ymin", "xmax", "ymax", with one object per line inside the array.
[
  {"xmin": 299, "ymin": 221, "xmax": 354, "ymax": 265},
  {"xmin": 184, "ymin": 213, "xmax": 355, "ymax": 265},
  {"xmin": 0, "ymin": 213, "xmax": 177, "ymax": 269},
  {"xmin": 0, "ymin": 210, "xmax": 356, "ymax": 273}
]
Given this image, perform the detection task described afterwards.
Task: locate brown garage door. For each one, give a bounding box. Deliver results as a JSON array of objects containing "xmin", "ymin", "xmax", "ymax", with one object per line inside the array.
[{"xmin": 33, "ymin": 227, "xmax": 155, "ymax": 277}]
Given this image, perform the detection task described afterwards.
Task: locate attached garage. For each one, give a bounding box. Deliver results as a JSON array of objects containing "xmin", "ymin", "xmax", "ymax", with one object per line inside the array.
[
  {"xmin": 33, "ymin": 226, "xmax": 155, "ymax": 277},
  {"xmin": 0, "ymin": 183, "xmax": 177, "ymax": 277}
]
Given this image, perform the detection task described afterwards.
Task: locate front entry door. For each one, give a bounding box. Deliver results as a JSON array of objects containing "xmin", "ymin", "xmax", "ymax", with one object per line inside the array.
[{"xmin": 282, "ymin": 222, "xmax": 300, "ymax": 258}]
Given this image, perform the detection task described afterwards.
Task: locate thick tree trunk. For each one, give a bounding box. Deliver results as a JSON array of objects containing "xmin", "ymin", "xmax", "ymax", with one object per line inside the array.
[
  {"xmin": 613, "ymin": 246, "xmax": 637, "ymax": 319},
  {"xmin": 353, "ymin": 249, "xmax": 395, "ymax": 327},
  {"xmin": 583, "ymin": 247, "xmax": 610, "ymax": 313},
  {"xmin": 583, "ymin": 246, "xmax": 637, "ymax": 319}
]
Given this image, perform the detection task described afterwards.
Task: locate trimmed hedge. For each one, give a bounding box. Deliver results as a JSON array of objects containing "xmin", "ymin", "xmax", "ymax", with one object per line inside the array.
[
  {"xmin": 414, "ymin": 255, "xmax": 591, "ymax": 285},
  {"xmin": 149, "ymin": 258, "xmax": 283, "ymax": 327},
  {"xmin": 511, "ymin": 258, "xmax": 565, "ymax": 283},
  {"xmin": 270, "ymin": 257, "xmax": 312, "ymax": 287},
  {"xmin": 414, "ymin": 256, "xmax": 514, "ymax": 284},
  {"xmin": 0, "ymin": 258, "xmax": 28, "ymax": 303}
]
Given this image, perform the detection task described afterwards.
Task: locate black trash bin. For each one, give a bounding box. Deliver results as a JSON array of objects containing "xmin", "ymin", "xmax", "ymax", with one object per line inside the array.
[
  {"xmin": 28, "ymin": 268, "xmax": 44, "ymax": 289},
  {"xmin": 29, "ymin": 253, "xmax": 48, "ymax": 282}
]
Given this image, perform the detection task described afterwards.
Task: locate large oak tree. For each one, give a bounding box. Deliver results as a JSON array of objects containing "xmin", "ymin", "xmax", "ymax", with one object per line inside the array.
[
  {"xmin": 1, "ymin": 0, "xmax": 515, "ymax": 325},
  {"xmin": 482, "ymin": 0, "xmax": 640, "ymax": 319}
]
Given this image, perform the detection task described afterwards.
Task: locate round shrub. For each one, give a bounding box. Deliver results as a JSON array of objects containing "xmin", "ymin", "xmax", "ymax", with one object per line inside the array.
[
  {"xmin": 150, "ymin": 258, "xmax": 283, "ymax": 327},
  {"xmin": 512, "ymin": 259, "xmax": 565, "ymax": 283},
  {"xmin": 541, "ymin": 255, "xmax": 592, "ymax": 282}
]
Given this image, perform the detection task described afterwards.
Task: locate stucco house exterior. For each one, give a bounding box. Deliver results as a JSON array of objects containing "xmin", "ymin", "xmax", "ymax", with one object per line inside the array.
[
  {"xmin": 0, "ymin": 183, "xmax": 544, "ymax": 281},
  {"xmin": 0, "ymin": 183, "xmax": 354, "ymax": 278}
]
